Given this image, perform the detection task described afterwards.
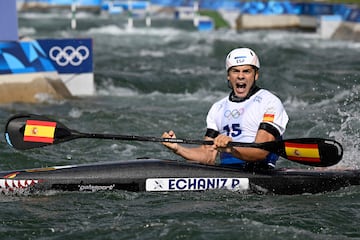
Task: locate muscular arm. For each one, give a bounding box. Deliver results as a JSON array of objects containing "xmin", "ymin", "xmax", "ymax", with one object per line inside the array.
[
  {"xmin": 214, "ymin": 129, "xmax": 275, "ymax": 162},
  {"xmin": 162, "ymin": 131, "xmax": 218, "ymax": 165},
  {"xmin": 163, "ymin": 128, "xmax": 277, "ymax": 164}
]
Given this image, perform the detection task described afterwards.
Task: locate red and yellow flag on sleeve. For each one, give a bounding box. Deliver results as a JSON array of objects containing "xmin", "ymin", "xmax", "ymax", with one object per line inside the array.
[
  {"xmin": 262, "ymin": 113, "xmax": 275, "ymax": 122},
  {"xmin": 284, "ymin": 142, "xmax": 321, "ymax": 163},
  {"xmin": 23, "ymin": 120, "xmax": 56, "ymax": 143}
]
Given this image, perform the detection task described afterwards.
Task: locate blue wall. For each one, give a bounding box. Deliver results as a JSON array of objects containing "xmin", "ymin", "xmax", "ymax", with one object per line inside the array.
[
  {"xmin": 151, "ymin": 0, "xmax": 360, "ymax": 23},
  {"xmin": 19, "ymin": 0, "xmax": 360, "ymax": 23},
  {"xmin": 19, "ymin": 0, "xmax": 102, "ymax": 6}
]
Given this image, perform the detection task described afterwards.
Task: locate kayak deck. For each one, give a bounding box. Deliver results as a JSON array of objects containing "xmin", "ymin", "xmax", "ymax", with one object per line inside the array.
[{"xmin": 0, "ymin": 159, "xmax": 359, "ymax": 195}]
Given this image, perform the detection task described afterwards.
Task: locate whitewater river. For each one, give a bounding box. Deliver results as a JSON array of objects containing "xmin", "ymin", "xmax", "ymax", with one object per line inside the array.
[{"xmin": 0, "ymin": 12, "xmax": 359, "ymax": 239}]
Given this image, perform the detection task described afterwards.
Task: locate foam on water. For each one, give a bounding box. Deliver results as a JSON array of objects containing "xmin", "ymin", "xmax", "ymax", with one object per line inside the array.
[{"xmin": 87, "ymin": 24, "xmax": 185, "ymax": 37}]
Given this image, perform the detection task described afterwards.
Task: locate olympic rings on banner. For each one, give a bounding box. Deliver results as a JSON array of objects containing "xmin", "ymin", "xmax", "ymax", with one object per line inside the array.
[
  {"xmin": 224, "ymin": 108, "xmax": 244, "ymax": 120},
  {"xmin": 49, "ymin": 45, "xmax": 90, "ymax": 67}
]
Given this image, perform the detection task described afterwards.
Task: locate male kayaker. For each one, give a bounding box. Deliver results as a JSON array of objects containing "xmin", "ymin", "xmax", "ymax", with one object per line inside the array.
[{"xmin": 162, "ymin": 47, "xmax": 289, "ymax": 170}]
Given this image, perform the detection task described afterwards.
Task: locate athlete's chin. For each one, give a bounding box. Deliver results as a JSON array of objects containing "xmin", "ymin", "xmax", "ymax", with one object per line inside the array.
[{"xmin": 233, "ymin": 91, "xmax": 249, "ymax": 99}]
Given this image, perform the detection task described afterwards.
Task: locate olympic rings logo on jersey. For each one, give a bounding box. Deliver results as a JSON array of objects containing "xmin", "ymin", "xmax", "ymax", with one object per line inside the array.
[
  {"xmin": 49, "ymin": 45, "xmax": 90, "ymax": 67},
  {"xmin": 224, "ymin": 108, "xmax": 244, "ymax": 120}
]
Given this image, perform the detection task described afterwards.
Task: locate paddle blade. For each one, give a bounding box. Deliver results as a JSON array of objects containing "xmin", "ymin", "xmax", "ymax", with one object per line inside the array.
[
  {"xmin": 4, "ymin": 114, "xmax": 76, "ymax": 150},
  {"xmin": 282, "ymin": 138, "xmax": 343, "ymax": 167}
]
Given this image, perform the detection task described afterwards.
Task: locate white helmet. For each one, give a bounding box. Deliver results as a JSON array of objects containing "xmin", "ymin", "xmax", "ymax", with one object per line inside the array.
[{"xmin": 225, "ymin": 48, "xmax": 260, "ymax": 71}]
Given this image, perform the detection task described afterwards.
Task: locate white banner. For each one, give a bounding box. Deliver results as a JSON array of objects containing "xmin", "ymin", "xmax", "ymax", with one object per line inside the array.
[{"xmin": 146, "ymin": 177, "xmax": 249, "ymax": 192}]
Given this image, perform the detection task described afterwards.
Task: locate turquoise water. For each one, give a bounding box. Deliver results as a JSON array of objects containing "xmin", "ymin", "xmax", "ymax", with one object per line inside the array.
[{"xmin": 0, "ymin": 12, "xmax": 359, "ymax": 239}]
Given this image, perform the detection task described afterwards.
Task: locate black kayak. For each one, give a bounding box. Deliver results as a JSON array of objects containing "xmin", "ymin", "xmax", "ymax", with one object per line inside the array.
[{"xmin": 0, "ymin": 159, "xmax": 359, "ymax": 195}]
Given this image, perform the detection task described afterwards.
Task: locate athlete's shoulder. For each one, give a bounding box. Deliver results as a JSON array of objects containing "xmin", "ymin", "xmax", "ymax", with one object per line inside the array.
[
  {"xmin": 211, "ymin": 95, "xmax": 229, "ymax": 106},
  {"xmin": 256, "ymin": 89, "xmax": 283, "ymax": 102},
  {"xmin": 208, "ymin": 95, "xmax": 230, "ymax": 114}
]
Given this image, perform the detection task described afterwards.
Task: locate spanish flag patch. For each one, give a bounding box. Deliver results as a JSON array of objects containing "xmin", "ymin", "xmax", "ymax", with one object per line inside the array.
[
  {"xmin": 285, "ymin": 142, "xmax": 321, "ymax": 163},
  {"xmin": 262, "ymin": 113, "xmax": 275, "ymax": 122},
  {"xmin": 23, "ymin": 120, "xmax": 56, "ymax": 143}
]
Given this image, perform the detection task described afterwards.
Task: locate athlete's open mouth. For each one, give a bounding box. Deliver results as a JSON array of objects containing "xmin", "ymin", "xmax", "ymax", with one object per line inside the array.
[{"xmin": 236, "ymin": 83, "xmax": 246, "ymax": 89}]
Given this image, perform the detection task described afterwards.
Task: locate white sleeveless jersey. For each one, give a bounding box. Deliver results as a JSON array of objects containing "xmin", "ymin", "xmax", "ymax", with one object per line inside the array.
[{"xmin": 206, "ymin": 89, "xmax": 289, "ymax": 142}]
